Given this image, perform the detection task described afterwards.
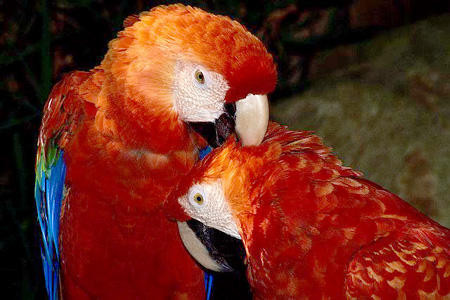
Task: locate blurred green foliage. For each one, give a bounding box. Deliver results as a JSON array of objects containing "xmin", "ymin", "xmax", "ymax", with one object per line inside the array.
[{"xmin": 1, "ymin": 0, "xmax": 450, "ymax": 298}]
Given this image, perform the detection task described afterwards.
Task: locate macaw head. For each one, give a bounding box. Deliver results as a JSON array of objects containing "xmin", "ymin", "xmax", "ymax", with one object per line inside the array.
[
  {"xmin": 164, "ymin": 123, "xmax": 288, "ymax": 272},
  {"xmin": 164, "ymin": 123, "xmax": 354, "ymax": 273},
  {"xmin": 98, "ymin": 4, "xmax": 277, "ymax": 152}
]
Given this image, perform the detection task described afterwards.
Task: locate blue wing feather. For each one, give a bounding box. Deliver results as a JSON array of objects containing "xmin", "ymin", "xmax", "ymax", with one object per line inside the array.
[{"xmin": 35, "ymin": 149, "xmax": 66, "ymax": 300}]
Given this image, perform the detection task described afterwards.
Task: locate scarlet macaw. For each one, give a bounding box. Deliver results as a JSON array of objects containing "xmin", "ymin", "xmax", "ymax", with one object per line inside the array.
[
  {"xmin": 35, "ymin": 5, "xmax": 277, "ymax": 299},
  {"xmin": 166, "ymin": 122, "xmax": 450, "ymax": 299}
]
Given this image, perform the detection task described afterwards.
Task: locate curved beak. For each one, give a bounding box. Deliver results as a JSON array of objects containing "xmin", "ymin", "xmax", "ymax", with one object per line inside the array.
[
  {"xmin": 189, "ymin": 94, "xmax": 269, "ymax": 148},
  {"xmin": 235, "ymin": 94, "xmax": 269, "ymax": 146},
  {"xmin": 177, "ymin": 222, "xmax": 252, "ymax": 298},
  {"xmin": 177, "ymin": 220, "xmax": 247, "ymax": 273}
]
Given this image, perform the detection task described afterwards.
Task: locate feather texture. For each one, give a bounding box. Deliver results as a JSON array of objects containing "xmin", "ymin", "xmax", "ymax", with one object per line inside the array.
[
  {"xmin": 35, "ymin": 70, "xmax": 91, "ymax": 299},
  {"xmin": 169, "ymin": 122, "xmax": 450, "ymax": 299},
  {"xmin": 35, "ymin": 149, "xmax": 66, "ymax": 300},
  {"xmin": 35, "ymin": 4, "xmax": 277, "ymax": 299}
]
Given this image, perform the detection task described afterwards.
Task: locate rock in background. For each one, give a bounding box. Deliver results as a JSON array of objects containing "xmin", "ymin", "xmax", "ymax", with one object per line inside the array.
[{"xmin": 271, "ymin": 14, "xmax": 450, "ymax": 226}]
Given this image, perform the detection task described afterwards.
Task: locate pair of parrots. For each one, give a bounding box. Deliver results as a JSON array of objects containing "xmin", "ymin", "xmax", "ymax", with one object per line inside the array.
[{"xmin": 36, "ymin": 4, "xmax": 450, "ymax": 299}]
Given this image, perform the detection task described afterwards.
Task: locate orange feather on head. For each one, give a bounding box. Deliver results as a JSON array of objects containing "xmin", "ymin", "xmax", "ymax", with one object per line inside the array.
[
  {"xmin": 133, "ymin": 5, "xmax": 277, "ymax": 102},
  {"xmin": 169, "ymin": 122, "xmax": 356, "ymax": 222},
  {"xmin": 95, "ymin": 5, "xmax": 277, "ymax": 152}
]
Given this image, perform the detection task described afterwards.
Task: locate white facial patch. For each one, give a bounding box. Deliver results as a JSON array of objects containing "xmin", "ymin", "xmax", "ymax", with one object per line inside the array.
[
  {"xmin": 178, "ymin": 179, "xmax": 241, "ymax": 239},
  {"xmin": 172, "ymin": 61, "xmax": 229, "ymax": 123}
]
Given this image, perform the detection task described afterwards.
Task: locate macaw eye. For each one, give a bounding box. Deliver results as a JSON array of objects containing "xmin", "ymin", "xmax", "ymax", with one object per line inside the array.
[
  {"xmin": 195, "ymin": 70, "xmax": 205, "ymax": 84},
  {"xmin": 193, "ymin": 193, "xmax": 204, "ymax": 205},
  {"xmin": 188, "ymin": 185, "xmax": 207, "ymax": 208},
  {"xmin": 192, "ymin": 66, "xmax": 211, "ymax": 89}
]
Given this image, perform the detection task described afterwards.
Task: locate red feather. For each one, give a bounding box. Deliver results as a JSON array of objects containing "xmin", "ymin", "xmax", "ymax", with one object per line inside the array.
[
  {"xmin": 170, "ymin": 122, "xmax": 450, "ymax": 299},
  {"xmin": 37, "ymin": 4, "xmax": 277, "ymax": 299}
]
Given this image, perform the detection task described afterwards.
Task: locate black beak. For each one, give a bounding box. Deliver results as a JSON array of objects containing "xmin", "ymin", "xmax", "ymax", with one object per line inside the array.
[
  {"xmin": 183, "ymin": 219, "xmax": 252, "ymax": 300},
  {"xmin": 189, "ymin": 103, "xmax": 236, "ymax": 148},
  {"xmin": 185, "ymin": 219, "xmax": 246, "ymax": 272}
]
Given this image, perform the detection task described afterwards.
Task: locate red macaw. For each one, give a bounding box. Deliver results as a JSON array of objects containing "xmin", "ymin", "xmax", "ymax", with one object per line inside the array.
[
  {"xmin": 35, "ymin": 4, "xmax": 277, "ymax": 299},
  {"xmin": 166, "ymin": 122, "xmax": 450, "ymax": 299}
]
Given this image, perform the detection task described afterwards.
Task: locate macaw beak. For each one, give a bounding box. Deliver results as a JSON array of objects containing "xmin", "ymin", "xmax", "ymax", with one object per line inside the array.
[
  {"xmin": 235, "ymin": 94, "xmax": 269, "ymax": 146},
  {"xmin": 176, "ymin": 220, "xmax": 252, "ymax": 298},
  {"xmin": 177, "ymin": 220, "xmax": 246, "ymax": 273},
  {"xmin": 189, "ymin": 94, "xmax": 269, "ymax": 147}
]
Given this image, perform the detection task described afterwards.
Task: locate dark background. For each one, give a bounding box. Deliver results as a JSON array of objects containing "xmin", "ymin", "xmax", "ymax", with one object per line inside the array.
[{"xmin": 2, "ymin": 0, "xmax": 450, "ymax": 298}]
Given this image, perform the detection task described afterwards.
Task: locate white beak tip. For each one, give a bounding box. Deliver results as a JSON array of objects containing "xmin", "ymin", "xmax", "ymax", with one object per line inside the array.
[{"xmin": 235, "ymin": 94, "xmax": 269, "ymax": 146}]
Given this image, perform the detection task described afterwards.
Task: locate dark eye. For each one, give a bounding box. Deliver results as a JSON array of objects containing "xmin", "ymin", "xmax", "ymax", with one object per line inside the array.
[
  {"xmin": 193, "ymin": 193, "xmax": 204, "ymax": 205},
  {"xmin": 195, "ymin": 70, "xmax": 205, "ymax": 84}
]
